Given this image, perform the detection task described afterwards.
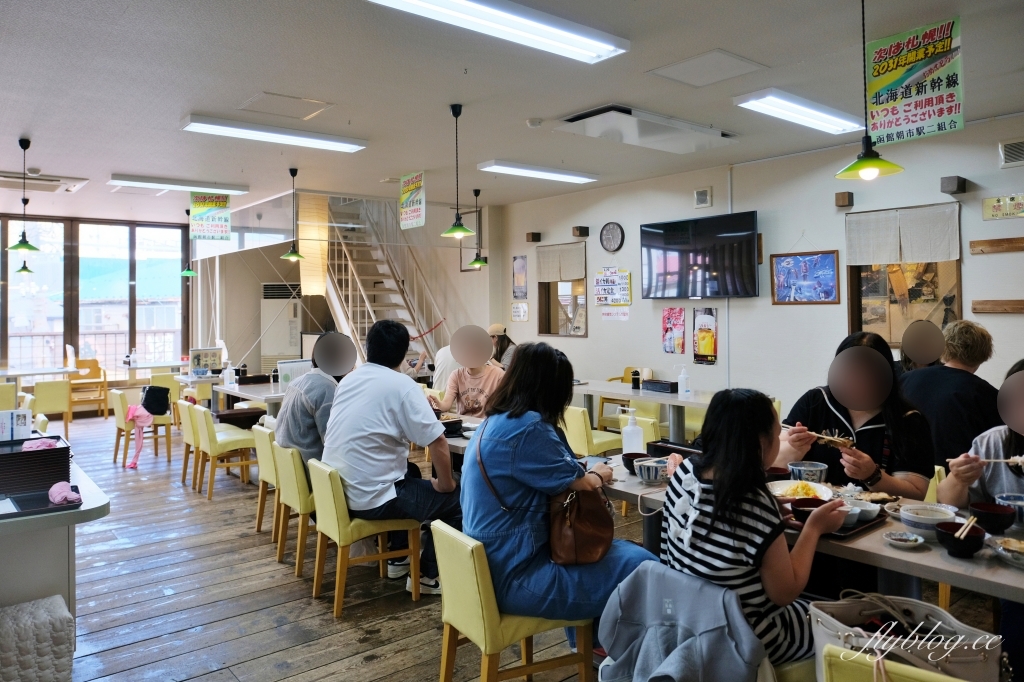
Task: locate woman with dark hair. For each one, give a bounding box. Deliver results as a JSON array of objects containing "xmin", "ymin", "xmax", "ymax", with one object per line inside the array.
[
  {"xmin": 460, "ymin": 342, "xmax": 655, "ymax": 626},
  {"xmin": 662, "ymin": 389, "xmax": 846, "ymax": 664},
  {"xmin": 774, "ymin": 332, "xmax": 934, "ymax": 498},
  {"xmin": 487, "ymin": 323, "xmax": 517, "ymax": 368}
]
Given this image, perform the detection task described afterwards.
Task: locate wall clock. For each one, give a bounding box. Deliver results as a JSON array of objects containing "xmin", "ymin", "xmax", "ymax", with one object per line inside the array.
[{"xmin": 600, "ymin": 222, "xmax": 624, "ymax": 253}]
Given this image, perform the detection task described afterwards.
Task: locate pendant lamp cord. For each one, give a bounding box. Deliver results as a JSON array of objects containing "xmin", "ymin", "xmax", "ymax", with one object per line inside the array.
[
  {"xmin": 454, "ymin": 114, "xmax": 460, "ymax": 218},
  {"xmin": 861, "ymin": 0, "xmax": 869, "ymax": 132},
  {"xmin": 22, "ymin": 144, "xmax": 27, "ymax": 222},
  {"xmin": 292, "ymin": 173, "xmax": 296, "ymax": 241}
]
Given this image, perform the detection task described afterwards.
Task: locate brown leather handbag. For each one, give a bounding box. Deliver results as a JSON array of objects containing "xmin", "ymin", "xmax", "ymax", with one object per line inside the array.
[{"xmin": 475, "ymin": 420, "xmax": 614, "ymax": 565}]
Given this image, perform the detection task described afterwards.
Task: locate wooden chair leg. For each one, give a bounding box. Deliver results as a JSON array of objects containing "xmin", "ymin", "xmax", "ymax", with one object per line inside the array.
[
  {"xmin": 165, "ymin": 425, "xmax": 171, "ymax": 462},
  {"xmin": 938, "ymin": 583, "xmax": 952, "ymax": 610},
  {"xmin": 333, "ymin": 542, "xmax": 350, "ymax": 618},
  {"xmin": 64, "ymin": 413, "xmax": 69, "ymax": 438},
  {"xmin": 521, "ymin": 636, "xmax": 534, "ymax": 682},
  {"xmin": 256, "ymin": 480, "xmax": 268, "ymax": 533},
  {"xmin": 122, "ymin": 429, "xmax": 132, "ymax": 468},
  {"xmin": 276, "ymin": 504, "xmax": 291, "ymax": 563},
  {"xmin": 377, "ymin": 533, "xmax": 388, "ymax": 578},
  {"xmin": 440, "ymin": 623, "xmax": 459, "ymax": 682},
  {"xmin": 481, "ymin": 653, "xmax": 500, "ymax": 682},
  {"xmin": 180, "ymin": 443, "xmax": 192, "ymax": 485},
  {"xmin": 312, "ymin": 533, "xmax": 328, "ymax": 598},
  {"xmin": 424, "ymin": 445, "xmax": 430, "ymax": 463},
  {"xmin": 153, "ymin": 425, "xmax": 159, "ymax": 458},
  {"xmin": 206, "ymin": 457, "xmax": 217, "ymax": 500},
  {"xmin": 295, "ymin": 513, "xmax": 310, "ymax": 576},
  {"xmin": 409, "ymin": 528, "xmax": 421, "ymax": 602},
  {"xmin": 270, "ymin": 498, "xmax": 280, "ymax": 544},
  {"xmin": 192, "ymin": 451, "xmax": 204, "ymax": 491},
  {"xmin": 113, "ymin": 428, "xmax": 122, "ymax": 462},
  {"xmin": 577, "ymin": 622, "xmax": 595, "ymax": 682},
  {"xmin": 621, "ymin": 501, "xmax": 628, "ymax": 517}
]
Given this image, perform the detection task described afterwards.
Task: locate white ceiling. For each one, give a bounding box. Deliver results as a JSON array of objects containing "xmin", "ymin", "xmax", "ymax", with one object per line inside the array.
[{"xmin": 1, "ymin": 0, "xmax": 1022, "ymax": 224}]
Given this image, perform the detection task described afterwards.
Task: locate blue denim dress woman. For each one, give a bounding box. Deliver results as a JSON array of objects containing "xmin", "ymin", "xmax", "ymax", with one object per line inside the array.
[{"xmin": 461, "ymin": 410, "xmax": 655, "ymax": 621}]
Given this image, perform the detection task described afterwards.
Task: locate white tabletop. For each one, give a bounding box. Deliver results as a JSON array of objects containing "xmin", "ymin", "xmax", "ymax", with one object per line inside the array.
[
  {"xmin": 173, "ymin": 374, "xmax": 224, "ymax": 385},
  {"xmin": 120, "ymin": 361, "xmax": 189, "ymax": 370},
  {"xmin": 0, "ymin": 462, "xmax": 110, "ymax": 537},
  {"xmin": 214, "ymin": 382, "xmax": 286, "ymax": 403},
  {"xmin": 0, "ymin": 367, "xmax": 75, "ymax": 379},
  {"xmin": 442, "ymin": 416, "xmax": 481, "ymax": 455},
  {"xmin": 574, "ymin": 380, "xmax": 716, "ymax": 408}
]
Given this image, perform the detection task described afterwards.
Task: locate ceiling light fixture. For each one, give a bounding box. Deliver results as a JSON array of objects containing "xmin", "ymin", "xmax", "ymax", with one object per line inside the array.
[
  {"xmin": 836, "ymin": 0, "xmax": 904, "ymax": 180},
  {"xmin": 281, "ymin": 168, "xmax": 304, "ymax": 261},
  {"xmin": 108, "ymin": 174, "xmax": 249, "ymax": 195},
  {"xmin": 733, "ymin": 88, "xmax": 862, "ymax": 134},
  {"xmin": 181, "ymin": 209, "xmax": 197, "ymax": 277},
  {"xmin": 15, "ymin": 260, "xmax": 33, "ymax": 275},
  {"xmin": 441, "ymin": 105, "xmax": 475, "ymax": 239},
  {"xmin": 468, "ymin": 189, "xmax": 488, "ymax": 268},
  {"xmin": 364, "ymin": 0, "xmax": 628, "ymax": 63},
  {"xmin": 477, "ymin": 160, "xmax": 597, "ymax": 184},
  {"xmin": 9, "ymin": 139, "xmax": 39, "ymax": 253},
  {"xmin": 181, "ymin": 115, "xmax": 367, "ymax": 153}
]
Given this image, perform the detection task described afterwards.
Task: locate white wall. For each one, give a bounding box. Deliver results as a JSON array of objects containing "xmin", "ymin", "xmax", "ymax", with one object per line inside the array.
[{"xmin": 492, "ymin": 116, "xmax": 1024, "ymax": 413}]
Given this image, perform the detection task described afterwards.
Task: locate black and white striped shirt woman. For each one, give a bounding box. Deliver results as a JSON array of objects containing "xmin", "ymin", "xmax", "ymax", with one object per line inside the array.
[{"xmin": 660, "ymin": 458, "xmax": 814, "ymax": 665}]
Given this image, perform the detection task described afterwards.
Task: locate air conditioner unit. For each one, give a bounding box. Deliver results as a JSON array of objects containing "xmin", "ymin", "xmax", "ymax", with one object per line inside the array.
[
  {"xmin": 999, "ymin": 137, "xmax": 1024, "ymax": 169},
  {"xmin": 0, "ymin": 171, "xmax": 89, "ymax": 193},
  {"xmin": 555, "ymin": 104, "xmax": 735, "ymax": 155},
  {"xmin": 261, "ymin": 283, "xmax": 301, "ymax": 371}
]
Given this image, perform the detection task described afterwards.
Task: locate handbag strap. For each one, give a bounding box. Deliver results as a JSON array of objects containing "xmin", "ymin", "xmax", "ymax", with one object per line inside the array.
[{"xmin": 475, "ymin": 420, "xmax": 511, "ymax": 512}]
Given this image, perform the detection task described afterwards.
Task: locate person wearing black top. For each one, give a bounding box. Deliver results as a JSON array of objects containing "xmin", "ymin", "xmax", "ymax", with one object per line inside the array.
[
  {"xmin": 900, "ymin": 320, "xmax": 1002, "ymax": 470},
  {"xmin": 775, "ymin": 332, "xmax": 933, "ymax": 499}
]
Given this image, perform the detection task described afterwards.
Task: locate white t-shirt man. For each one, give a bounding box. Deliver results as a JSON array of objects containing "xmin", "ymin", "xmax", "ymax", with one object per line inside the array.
[
  {"xmin": 431, "ymin": 345, "xmax": 459, "ymax": 394},
  {"xmin": 321, "ymin": 362, "xmax": 444, "ymax": 511}
]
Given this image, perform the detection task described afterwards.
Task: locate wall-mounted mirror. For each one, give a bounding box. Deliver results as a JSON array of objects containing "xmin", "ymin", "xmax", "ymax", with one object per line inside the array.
[{"xmin": 539, "ymin": 279, "xmax": 587, "ymax": 337}]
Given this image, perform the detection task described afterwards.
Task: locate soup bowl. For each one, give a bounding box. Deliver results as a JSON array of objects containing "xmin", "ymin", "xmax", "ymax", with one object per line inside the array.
[
  {"xmin": 788, "ymin": 461, "xmax": 828, "ymax": 484},
  {"xmin": 935, "ymin": 521, "xmax": 985, "ymax": 558},
  {"xmin": 849, "ymin": 499, "xmax": 880, "ymax": 521},
  {"xmin": 968, "ymin": 502, "xmax": 1015, "ymax": 535},
  {"xmin": 791, "ymin": 498, "xmax": 828, "ymax": 524},
  {"xmin": 900, "ymin": 504, "xmax": 956, "ymax": 541},
  {"xmin": 995, "ymin": 494, "xmax": 1024, "ymax": 528},
  {"xmin": 765, "ymin": 467, "xmax": 791, "ymax": 483},
  {"xmin": 635, "ymin": 458, "xmax": 669, "ymax": 486}
]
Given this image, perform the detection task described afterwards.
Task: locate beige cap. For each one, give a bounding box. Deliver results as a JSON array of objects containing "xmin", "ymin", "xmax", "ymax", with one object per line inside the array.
[{"xmin": 487, "ymin": 323, "xmax": 507, "ymax": 336}]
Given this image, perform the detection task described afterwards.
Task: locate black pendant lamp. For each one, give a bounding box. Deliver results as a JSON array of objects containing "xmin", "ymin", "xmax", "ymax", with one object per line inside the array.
[
  {"xmin": 181, "ymin": 209, "xmax": 197, "ymax": 277},
  {"xmin": 441, "ymin": 104, "xmax": 475, "ymax": 239},
  {"xmin": 281, "ymin": 167, "xmax": 304, "ymax": 261},
  {"xmin": 468, "ymin": 189, "xmax": 487, "ymax": 268},
  {"xmin": 9, "ymin": 138, "xmax": 40, "ymax": 253},
  {"xmin": 836, "ymin": 0, "xmax": 904, "ymax": 180}
]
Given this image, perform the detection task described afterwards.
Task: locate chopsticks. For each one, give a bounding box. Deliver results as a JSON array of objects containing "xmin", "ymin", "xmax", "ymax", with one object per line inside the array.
[
  {"xmin": 954, "ymin": 516, "xmax": 977, "ymax": 539},
  {"xmin": 945, "ymin": 458, "xmax": 1023, "ymax": 464},
  {"xmin": 781, "ymin": 424, "xmax": 853, "ymax": 449}
]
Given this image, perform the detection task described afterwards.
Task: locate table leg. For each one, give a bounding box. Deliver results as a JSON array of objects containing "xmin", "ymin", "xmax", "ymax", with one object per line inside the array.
[
  {"xmin": 583, "ymin": 394, "xmax": 595, "ymax": 427},
  {"xmin": 267, "ymin": 402, "xmax": 280, "ymax": 418},
  {"xmin": 641, "ymin": 508, "xmax": 663, "ymax": 555},
  {"xmin": 668, "ymin": 405, "xmax": 686, "ymax": 443},
  {"xmin": 877, "ymin": 568, "xmax": 922, "ymax": 599}
]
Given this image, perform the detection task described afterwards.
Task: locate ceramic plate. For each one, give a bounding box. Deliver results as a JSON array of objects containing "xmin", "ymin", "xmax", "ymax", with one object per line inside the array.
[
  {"xmin": 986, "ymin": 539, "xmax": 1024, "ymax": 570},
  {"xmin": 883, "ymin": 531, "xmax": 925, "ymax": 549},
  {"xmin": 768, "ymin": 480, "xmax": 833, "ymax": 501}
]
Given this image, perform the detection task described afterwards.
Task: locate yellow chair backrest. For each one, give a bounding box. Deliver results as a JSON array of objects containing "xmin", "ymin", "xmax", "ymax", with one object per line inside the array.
[
  {"xmin": 618, "ymin": 414, "xmax": 660, "ymax": 446},
  {"xmin": 630, "ymin": 400, "xmax": 659, "ymax": 421},
  {"xmin": 111, "ymin": 390, "xmax": 131, "ymax": 430},
  {"xmin": 252, "ymin": 425, "xmax": 277, "ymax": 486},
  {"xmin": 149, "ymin": 373, "xmax": 181, "ymax": 401},
  {"xmin": 431, "ymin": 520, "xmax": 505, "ymax": 655},
  {"xmin": 74, "ymin": 359, "xmax": 104, "ymax": 381},
  {"xmin": 21, "ymin": 393, "xmax": 34, "ymax": 413},
  {"xmin": 272, "ymin": 441, "xmax": 314, "ymax": 514},
  {"xmin": 424, "ymin": 387, "xmax": 444, "ymax": 404},
  {"xmin": 34, "ymin": 380, "xmax": 71, "ymax": 412},
  {"xmin": 561, "ymin": 406, "xmax": 591, "ymax": 457},
  {"xmin": 308, "ymin": 459, "xmax": 355, "ymax": 546},
  {"xmin": 821, "ymin": 644, "xmax": 967, "ymax": 681},
  {"xmin": 178, "ymin": 400, "xmax": 197, "ymax": 447},
  {"xmin": 0, "ymin": 383, "xmax": 16, "ymax": 411},
  {"xmin": 925, "ymin": 465, "xmax": 946, "ymax": 504},
  {"xmin": 194, "ymin": 405, "xmax": 216, "ymax": 455},
  {"xmin": 34, "ymin": 413, "xmax": 49, "ymax": 434},
  {"xmin": 612, "ymin": 367, "xmax": 653, "ymax": 383},
  {"xmin": 684, "ymin": 406, "xmax": 707, "ymax": 435}
]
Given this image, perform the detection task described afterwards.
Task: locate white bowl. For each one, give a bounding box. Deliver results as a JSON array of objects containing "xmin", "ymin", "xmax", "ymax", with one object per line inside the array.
[
  {"xmin": 635, "ymin": 458, "xmax": 668, "ymax": 486},
  {"xmin": 900, "ymin": 504, "xmax": 956, "ymax": 541},
  {"xmin": 849, "ymin": 499, "xmax": 880, "ymax": 521},
  {"xmin": 841, "ymin": 506, "xmax": 860, "ymax": 527}
]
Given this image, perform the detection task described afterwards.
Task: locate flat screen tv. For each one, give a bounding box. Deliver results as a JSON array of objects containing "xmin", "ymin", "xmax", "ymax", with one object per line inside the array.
[{"xmin": 640, "ymin": 211, "xmax": 758, "ymax": 299}]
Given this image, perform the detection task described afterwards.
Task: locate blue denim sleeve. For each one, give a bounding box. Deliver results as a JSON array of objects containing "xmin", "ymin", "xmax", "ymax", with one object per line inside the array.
[{"xmin": 510, "ymin": 421, "xmax": 584, "ymax": 496}]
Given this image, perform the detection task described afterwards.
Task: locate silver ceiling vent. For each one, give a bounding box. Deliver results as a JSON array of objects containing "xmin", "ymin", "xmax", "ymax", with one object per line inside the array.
[
  {"xmin": 0, "ymin": 171, "xmax": 88, "ymax": 193},
  {"xmin": 999, "ymin": 137, "xmax": 1024, "ymax": 169},
  {"xmin": 555, "ymin": 105, "xmax": 735, "ymax": 155}
]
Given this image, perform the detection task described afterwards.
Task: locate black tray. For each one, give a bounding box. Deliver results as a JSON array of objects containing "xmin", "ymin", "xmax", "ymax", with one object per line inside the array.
[
  {"xmin": 827, "ymin": 509, "xmax": 890, "ymax": 539},
  {"xmin": 0, "ymin": 485, "xmax": 83, "ymax": 520}
]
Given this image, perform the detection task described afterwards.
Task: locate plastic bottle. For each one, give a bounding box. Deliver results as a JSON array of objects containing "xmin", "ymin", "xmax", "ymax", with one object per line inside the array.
[
  {"xmin": 129, "ymin": 348, "xmax": 138, "ymax": 368},
  {"xmin": 620, "ymin": 407, "xmax": 644, "ymax": 454},
  {"xmin": 224, "ymin": 362, "xmax": 235, "ymax": 385},
  {"xmin": 675, "ymin": 364, "xmax": 691, "ymax": 396}
]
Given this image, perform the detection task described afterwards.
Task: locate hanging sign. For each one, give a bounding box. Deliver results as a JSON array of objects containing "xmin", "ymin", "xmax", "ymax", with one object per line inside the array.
[
  {"xmin": 693, "ymin": 308, "xmax": 718, "ymax": 366},
  {"xmin": 662, "ymin": 308, "xmax": 685, "ymax": 354},
  {"xmin": 189, "ymin": 193, "xmax": 231, "ymax": 240},
  {"xmin": 594, "ymin": 267, "xmax": 631, "ymax": 306},
  {"xmin": 399, "ymin": 171, "xmax": 425, "ymax": 229},
  {"xmin": 982, "ymin": 194, "xmax": 1024, "ymax": 221},
  {"xmin": 513, "ymin": 255, "xmax": 528, "ymax": 300},
  {"xmin": 867, "ymin": 18, "xmax": 962, "ymax": 147}
]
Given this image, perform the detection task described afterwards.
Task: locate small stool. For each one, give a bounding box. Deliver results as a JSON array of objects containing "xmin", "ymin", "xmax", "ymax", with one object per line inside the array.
[{"xmin": 0, "ymin": 595, "xmax": 75, "ymax": 682}]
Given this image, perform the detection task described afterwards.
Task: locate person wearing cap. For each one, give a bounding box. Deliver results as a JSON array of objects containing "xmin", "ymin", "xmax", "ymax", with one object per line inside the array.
[{"xmin": 488, "ymin": 324, "xmax": 517, "ymax": 368}]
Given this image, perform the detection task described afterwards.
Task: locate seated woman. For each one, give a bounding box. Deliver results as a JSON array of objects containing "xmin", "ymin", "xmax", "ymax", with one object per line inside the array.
[
  {"xmin": 774, "ymin": 332, "xmax": 933, "ymax": 499},
  {"xmin": 662, "ymin": 388, "xmax": 846, "ymax": 665},
  {"xmin": 939, "ymin": 359, "xmax": 1023, "ymax": 681},
  {"xmin": 488, "ymin": 324, "xmax": 518, "ymax": 369},
  {"xmin": 429, "ymin": 359, "xmax": 503, "ymax": 419},
  {"xmin": 460, "ymin": 342, "xmax": 655, "ymax": 629}
]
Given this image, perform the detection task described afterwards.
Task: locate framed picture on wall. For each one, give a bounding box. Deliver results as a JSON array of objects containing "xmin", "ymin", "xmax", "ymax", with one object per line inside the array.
[{"xmin": 770, "ymin": 250, "xmax": 840, "ymax": 304}]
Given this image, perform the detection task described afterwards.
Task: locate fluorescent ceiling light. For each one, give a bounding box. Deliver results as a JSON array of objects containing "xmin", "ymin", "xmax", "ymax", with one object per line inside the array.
[
  {"xmin": 477, "ymin": 160, "xmax": 597, "ymax": 184},
  {"xmin": 181, "ymin": 115, "xmax": 367, "ymax": 152},
  {"xmin": 733, "ymin": 88, "xmax": 862, "ymax": 135},
  {"xmin": 365, "ymin": 0, "xmax": 628, "ymax": 63},
  {"xmin": 108, "ymin": 174, "xmax": 249, "ymax": 195}
]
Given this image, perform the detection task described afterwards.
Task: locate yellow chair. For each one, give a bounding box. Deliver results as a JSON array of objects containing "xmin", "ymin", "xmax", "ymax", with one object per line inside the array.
[
  {"xmin": 431, "ymin": 520, "xmax": 594, "ymax": 682},
  {"xmin": 252, "ymin": 425, "xmax": 279, "ymax": 541},
  {"xmin": 617, "ymin": 414, "xmax": 661, "ymax": 447},
  {"xmin": 19, "ymin": 392, "xmax": 32, "ymax": 413},
  {"xmin": 0, "ymin": 383, "xmax": 16, "ymax": 411},
  {"xmin": 664, "ymin": 399, "xmax": 781, "ymax": 444},
  {"xmin": 33, "ymin": 413, "xmax": 49, "ymax": 435},
  {"xmin": 194, "ymin": 404, "xmax": 256, "ymax": 500},
  {"xmin": 308, "ymin": 459, "xmax": 421, "ymax": 617},
  {"xmin": 562, "ymin": 406, "xmax": 621, "ymax": 457},
  {"xmin": 70, "ymin": 359, "xmax": 108, "ymax": 419},
  {"xmin": 110, "ymin": 389, "xmax": 173, "ymax": 466},
  {"xmin": 149, "ymin": 374, "xmax": 182, "ymax": 428},
  {"xmin": 598, "ymin": 399, "xmax": 659, "ymax": 431},
  {"xmin": 770, "ymin": 658, "xmax": 816, "ymax": 682},
  {"xmin": 273, "ymin": 441, "xmax": 316, "ymax": 577},
  {"xmin": 235, "ymin": 400, "xmax": 268, "ymax": 410},
  {"xmin": 597, "ymin": 367, "xmax": 653, "ymax": 431},
  {"xmin": 33, "ymin": 380, "xmax": 72, "ymax": 439},
  {"xmin": 821, "ymin": 643, "xmax": 967, "ymax": 681},
  {"xmin": 183, "ymin": 383, "xmax": 213, "ymax": 404},
  {"xmin": 180, "ymin": 401, "xmax": 236, "ymax": 489}
]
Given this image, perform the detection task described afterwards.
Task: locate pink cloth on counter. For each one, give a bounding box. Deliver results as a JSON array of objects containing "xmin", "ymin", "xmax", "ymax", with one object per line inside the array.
[
  {"xmin": 22, "ymin": 438, "xmax": 59, "ymax": 451},
  {"xmin": 126, "ymin": 404, "xmax": 154, "ymax": 468},
  {"xmin": 48, "ymin": 481, "xmax": 81, "ymax": 504}
]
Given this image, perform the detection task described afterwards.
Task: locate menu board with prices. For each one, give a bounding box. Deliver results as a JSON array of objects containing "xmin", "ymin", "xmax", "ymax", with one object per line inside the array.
[{"xmin": 594, "ymin": 267, "xmax": 631, "ymax": 306}]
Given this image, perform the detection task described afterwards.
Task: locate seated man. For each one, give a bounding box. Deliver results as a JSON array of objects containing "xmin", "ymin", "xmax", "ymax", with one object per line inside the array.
[
  {"xmin": 322, "ymin": 319, "xmax": 460, "ymax": 595},
  {"xmin": 900, "ymin": 320, "xmax": 1002, "ymax": 469}
]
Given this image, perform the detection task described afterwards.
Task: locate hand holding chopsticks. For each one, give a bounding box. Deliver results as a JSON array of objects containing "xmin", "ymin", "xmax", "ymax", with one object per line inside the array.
[{"xmin": 954, "ymin": 516, "xmax": 977, "ymax": 540}]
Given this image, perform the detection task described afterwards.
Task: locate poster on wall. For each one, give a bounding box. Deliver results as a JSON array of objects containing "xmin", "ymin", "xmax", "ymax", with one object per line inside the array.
[
  {"xmin": 770, "ymin": 251, "xmax": 840, "ymax": 304},
  {"xmin": 512, "ymin": 255, "xmax": 528, "ymax": 299},
  {"xmin": 867, "ymin": 17, "xmax": 962, "ymax": 147},
  {"xmin": 594, "ymin": 267, "xmax": 631, "ymax": 306},
  {"xmin": 189, "ymin": 193, "xmax": 231, "ymax": 240},
  {"xmin": 399, "ymin": 171, "xmax": 425, "ymax": 229},
  {"xmin": 982, "ymin": 194, "xmax": 1024, "ymax": 221},
  {"xmin": 511, "ymin": 302, "xmax": 528, "ymax": 322},
  {"xmin": 693, "ymin": 308, "xmax": 718, "ymax": 365},
  {"xmin": 662, "ymin": 308, "xmax": 685, "ymax": 354}
]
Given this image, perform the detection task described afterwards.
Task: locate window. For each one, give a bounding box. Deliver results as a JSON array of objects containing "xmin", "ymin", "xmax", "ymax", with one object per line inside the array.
[
  {"xmin": 136, "ymin": 227, "xmax": 183, "ymax": 368},
  {"xmin": 7, "ymin": 221, "xmax": 64, "ymax": 383},
  {"xmin": 79, "ymin": 224, "xmax": 130, "ymax": 380}
]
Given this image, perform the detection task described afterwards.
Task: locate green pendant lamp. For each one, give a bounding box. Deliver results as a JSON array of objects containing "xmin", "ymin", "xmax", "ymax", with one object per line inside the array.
[
  {"xmin": 468, "ymin": 189, "xmax": 488, "ymax": 268},
  {"xmin": 281, "ymin": 167, "xmax": 304, "ymax": 260},
  {"xmin": 441, "ymin": 104, "xmax": 476, "ymax": 239},
  {"xmin": 180, "ymin": 209, "xmax": 197, "ymax": 277},
  {"xmin": 836, "ymin": 0, "xmax": 904, "ymax": 181},
  {"xmin": 16, "ymin": 260, "xmax": 33, "ymax": 275},
  {"xmin": 9, "ymin": 138, "xmax": 40, "ymax": 253}
]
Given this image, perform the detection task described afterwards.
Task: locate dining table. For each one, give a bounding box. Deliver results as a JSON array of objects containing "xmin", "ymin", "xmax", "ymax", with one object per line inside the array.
[
  {"xmin": 0, "ymin": 366, "xmax": 78, "ymax": 392},
  {"xmin": 213, "ymin": 381, "xmax": 286, "ymax": 417},
  {"xmin": 573, "ymin": 380, "xmax": 716, "ymax": 442}
]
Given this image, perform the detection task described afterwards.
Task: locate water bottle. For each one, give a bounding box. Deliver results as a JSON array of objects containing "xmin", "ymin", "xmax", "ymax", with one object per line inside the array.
[{"xmin": 129, "ymin": 348, "xmax": 138, "ymax": 368}]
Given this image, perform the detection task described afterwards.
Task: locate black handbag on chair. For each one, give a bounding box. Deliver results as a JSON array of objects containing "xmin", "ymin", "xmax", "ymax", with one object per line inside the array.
[{"xmin": 140, "ymin": 385, "xmax": 170, "ymax": 416}]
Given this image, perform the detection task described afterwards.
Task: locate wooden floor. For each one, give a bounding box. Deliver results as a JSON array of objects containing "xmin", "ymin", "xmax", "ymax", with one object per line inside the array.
[{"xmin": 66, "ymin": 415, "xmax": 994, "ymax": 682}]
